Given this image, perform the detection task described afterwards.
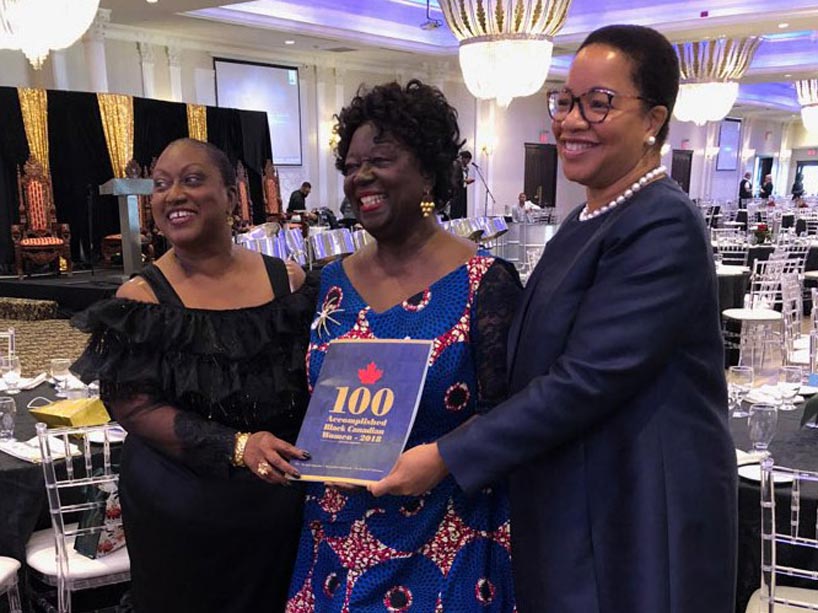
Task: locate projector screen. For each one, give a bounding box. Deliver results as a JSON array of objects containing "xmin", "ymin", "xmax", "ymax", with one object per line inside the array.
[{"xmin": 214, "ymin": 58, "xmax": 302, "ymax": 165}]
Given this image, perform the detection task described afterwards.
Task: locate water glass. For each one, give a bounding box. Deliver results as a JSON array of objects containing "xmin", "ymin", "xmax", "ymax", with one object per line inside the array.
[
  {"xmin": 50, "ymin": 358, "xmax": 71, "ymax": 398},
  {"xmin": 0, "ymin": 396, "xmax": 16, "ymax": 441},
  {"xmin": 728, "ymin": 365, "xmax": 754, "ymax": 418},
  {"xmin": 748, "ymin": 403, "xmax": 778, "ymax": 452},
  {"xmin": 778, "ymin": 366, "xmax": 802, "ymax": 412},
  {"xmin": 0, "ymin": 356, "xmax": 22, "ymax": 395}
]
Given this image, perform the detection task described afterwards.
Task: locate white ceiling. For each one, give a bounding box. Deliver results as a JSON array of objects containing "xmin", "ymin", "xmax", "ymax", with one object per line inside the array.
[{"xmin": 99, "ymin": 0, "xmax": 818, "ymax": 116}]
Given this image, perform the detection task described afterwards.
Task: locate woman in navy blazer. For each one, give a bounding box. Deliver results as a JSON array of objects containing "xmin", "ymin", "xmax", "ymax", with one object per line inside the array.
[{"xmin": 370, "ymin": 24, "xmax": 737, "ymax": 613}]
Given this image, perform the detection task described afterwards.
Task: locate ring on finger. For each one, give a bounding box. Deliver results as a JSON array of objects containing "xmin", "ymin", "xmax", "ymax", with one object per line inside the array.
[{"xmin": 257, "ymin": 460, "xmax": 272, "ymax": 476}]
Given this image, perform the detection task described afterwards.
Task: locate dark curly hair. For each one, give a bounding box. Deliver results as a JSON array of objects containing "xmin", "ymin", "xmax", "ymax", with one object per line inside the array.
[
  {"xmin": 579, "ymin": 25, "xmax": 679, "ymax": 145},
  {"xmin": 334, "ymin": 79, "xmax": 464, "ymax": 206}
]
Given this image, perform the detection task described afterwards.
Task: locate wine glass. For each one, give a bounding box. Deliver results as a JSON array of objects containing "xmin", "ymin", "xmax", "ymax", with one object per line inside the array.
[
  {"xmin": 728, "ymin": 365, "xmax": 754, "ymax": 418},
  {"xmin": 778, "ymin": 365, "xmax": 802, "ymax": 412},
  {"xmin": 0, "ymin": 356, "xmax": 22, "ymax": 395},
  {"xmin": 0, "ymin": 396, "xmax": 15, "ymax": 441},
  {"xmin": 50, "ymin": 358, "xmax": 71, "ymax": 398},
  {"xmin": 748, "ymin": 403, "xmax": 778, "ymax": 453}
]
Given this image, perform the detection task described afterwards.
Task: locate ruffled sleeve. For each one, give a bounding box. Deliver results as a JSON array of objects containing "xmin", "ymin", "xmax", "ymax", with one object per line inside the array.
[{"xmin": 70, "ymin": 274, "xmax": 318, "ymax": 477}]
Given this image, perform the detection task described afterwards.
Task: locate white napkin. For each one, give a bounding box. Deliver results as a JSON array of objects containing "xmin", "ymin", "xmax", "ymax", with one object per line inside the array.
[
  {"xmin": 21, "ymin": 372, "xmax": 47, "ymax": 390},
  {"xmin": 0, "ymin": 372, "xmax": 48, "ymax": 392},
  {"xmin": 0, "ymin": 434, "xmax": 80, "ymax": 463},
  {"xmin": 745, "ymin": 384, "xmax": 805, "ymax": 405},
  {"xmin": 736, "ymin": 448, "xmax": 765, "ymax": 466}
]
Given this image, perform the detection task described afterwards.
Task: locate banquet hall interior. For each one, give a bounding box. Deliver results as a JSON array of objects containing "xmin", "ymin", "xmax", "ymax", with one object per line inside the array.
[{"xmin": 2, "ymin": 1, "xmax": 818, "ymax": 612}]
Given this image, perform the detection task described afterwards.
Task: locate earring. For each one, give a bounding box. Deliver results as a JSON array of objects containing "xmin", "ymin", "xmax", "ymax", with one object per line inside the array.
[
  {"xmin": 419, "ymin": 189, "xmax": 435, "ymax": 218},
  {"xmin": 646, "ymin": 135, "xmax": 657, "ymax": 146},
  {"xmin": 226, "ymin": 212, "xmax": 234, "ymax": 226}
]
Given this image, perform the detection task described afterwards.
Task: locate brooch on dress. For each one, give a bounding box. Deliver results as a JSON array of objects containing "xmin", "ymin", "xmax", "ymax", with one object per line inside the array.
[{"xmin": 311, "ymin": 287, "xmax": 344, "ymax": 338}]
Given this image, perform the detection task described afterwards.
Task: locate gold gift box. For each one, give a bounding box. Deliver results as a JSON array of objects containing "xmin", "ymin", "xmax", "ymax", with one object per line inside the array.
[{"xmin": 30, "ymin": 397, "xmax": 110, "ymax": 428}]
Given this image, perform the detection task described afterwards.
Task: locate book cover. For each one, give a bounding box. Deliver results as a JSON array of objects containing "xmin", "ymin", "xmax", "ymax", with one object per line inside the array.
[{"xmin": 292, "ymin": 338, "xmax": 433, "ymax": 485}]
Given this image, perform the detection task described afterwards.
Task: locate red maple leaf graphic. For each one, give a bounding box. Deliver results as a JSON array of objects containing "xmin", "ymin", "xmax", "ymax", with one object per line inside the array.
[{"xmin": 358, "ymin": 361, "xmax": 383, "ymax": 385}]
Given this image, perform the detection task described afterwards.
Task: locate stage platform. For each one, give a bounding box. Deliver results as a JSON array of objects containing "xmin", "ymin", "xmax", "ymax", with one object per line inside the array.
[{"xmin": 0, "ymin": 269, "xmax": 121, "ymax": 315}]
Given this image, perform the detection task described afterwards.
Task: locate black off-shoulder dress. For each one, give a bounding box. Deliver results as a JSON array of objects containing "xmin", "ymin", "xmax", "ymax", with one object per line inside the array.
[{"xmin": 72, "ymin": 256, "xmax": 316, "ymax": 613}]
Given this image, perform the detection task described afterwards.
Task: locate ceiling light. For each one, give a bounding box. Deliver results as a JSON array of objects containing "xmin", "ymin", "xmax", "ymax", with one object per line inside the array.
[
  {"xmin": 0, "ymin": 0, "xmax": 100, "ymax": 69},
  {"xmin": 419, "ymin": 0, "xmax": 441, "ymax": 30},
  {"xmin": 284, "ymin": 40, "xmax": 295, "ymax": 45},
  {"xmin": 146, "ymin": 0, "xmax": 158, "ymax": 4},
  {"xmin": 439, "ymin": 0, "xmax": 572, "ymax": 107},
  {"xmin": 778, "ymin": 23, "xmax": 789, "ymax": 28},
  {"xmin": 796, "ymin": 80, "xmax": 818, "ymax": 133},
  {"xmin": 673, "ymin": 37, "xmax": 761, "ymax": 126}
]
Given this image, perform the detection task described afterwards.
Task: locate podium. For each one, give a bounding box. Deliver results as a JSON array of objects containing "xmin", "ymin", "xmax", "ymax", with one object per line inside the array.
[{"xmin": 99, "ymin": 178, "xmax": 153, "ymax": 277}]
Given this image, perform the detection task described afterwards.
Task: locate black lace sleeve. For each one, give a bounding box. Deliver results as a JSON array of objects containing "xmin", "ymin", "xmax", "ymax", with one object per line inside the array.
[
  {"xmin": 472, "ymin": 259, "xmax": 524, "ymax": 412},
  {"xmin": 101, "ymin": 385, "xmax": 236, "ymax": 478}
]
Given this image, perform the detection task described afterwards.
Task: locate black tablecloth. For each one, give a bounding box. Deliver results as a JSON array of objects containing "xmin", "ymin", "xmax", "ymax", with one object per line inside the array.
[
  {"xmin": 719, "ymin": 271, "xmax": 751, "ymax": 368},
  {"xmin": 731, "ymin": 403, "xmax": 818, "ymax": 612},
  {"xmin": 0, "ymin": 384, "xmax": 57, "ymax": 562}
]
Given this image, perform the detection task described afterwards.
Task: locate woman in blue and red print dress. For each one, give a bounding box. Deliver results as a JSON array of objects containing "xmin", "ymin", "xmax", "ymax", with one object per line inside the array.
[{"xmin": 286, "ymin": 80, "xmax": 522, "ymax": 612}]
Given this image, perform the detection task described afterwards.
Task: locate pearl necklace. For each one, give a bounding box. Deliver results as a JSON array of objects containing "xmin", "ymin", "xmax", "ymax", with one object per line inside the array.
[{"xmin": 578, "ymin": 165, "xmax": 667, "ymax": 222}]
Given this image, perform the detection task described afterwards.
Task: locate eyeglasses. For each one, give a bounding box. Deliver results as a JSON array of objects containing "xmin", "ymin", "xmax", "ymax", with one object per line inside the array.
[{"xmin": 547, "ymin": 88, "xmax": 655, "ymax": 124}]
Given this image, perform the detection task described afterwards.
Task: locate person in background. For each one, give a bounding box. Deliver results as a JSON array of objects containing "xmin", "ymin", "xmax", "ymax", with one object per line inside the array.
[
  {"xmin": 287, "ymin": 181, "xmax": 312, "ymax": 213},
  {"xmin": 286, "ymin": 79, "xmax": 520, "ymax": 612},
  {"xmin": 370, "ymin": 24, "xmax": 737, "ymax": 613},
  {"xmin": 448, "ymin": 150, "xmax": 474, "ymax": 219},
  {"xmin": 792, "ymin": 172, "xmax": 805, "ymax": 202},
  {"xmin": 510, "ymin": 191, "xmax": 541, "ymax": 222},
  {"xmin": 761, "ymin": 173, "xmax": 774, "ymax": 200},
  {"xmin": 72, "ymin": 138, "xmax": 316, "ymax": 612},
  {"xmin": 738, "ymin": 170, "xmax": 753, "ymax": 204}
]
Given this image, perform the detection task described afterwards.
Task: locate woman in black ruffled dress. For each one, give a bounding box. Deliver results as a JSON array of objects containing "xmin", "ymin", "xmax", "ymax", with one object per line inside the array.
[{"xmin": 72, "ymin": 139, "xmax": 316, "ymax": 612}]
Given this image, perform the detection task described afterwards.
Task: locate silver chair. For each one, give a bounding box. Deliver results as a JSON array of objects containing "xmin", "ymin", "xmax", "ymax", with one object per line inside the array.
[
  {"xmin": 745, "ymin": 456, "xmax": 818, "ymax": 612},
  {"xmin": 26, "ymin": 423, "xmax": 130, "ymax": 613},
  {"xmin": 0, "ymin": 557, "xmax": 22, "ymax": 613}
]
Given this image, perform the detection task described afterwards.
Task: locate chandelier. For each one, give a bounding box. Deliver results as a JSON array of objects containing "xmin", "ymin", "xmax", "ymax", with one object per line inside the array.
[
  {"xmin": 673, "ymin": 37, "xmax": 761, "ymax": 126},
  {"xmin": 438, "ymin": 0, "xmax": 572, "ymax": 107},
  {"xmin": 796, "ymin": 80, "xmax": 818, "ymax": 133},
  {"xmin": 0, "ymin": 0, "xmax": 100, "ymax": 69}
]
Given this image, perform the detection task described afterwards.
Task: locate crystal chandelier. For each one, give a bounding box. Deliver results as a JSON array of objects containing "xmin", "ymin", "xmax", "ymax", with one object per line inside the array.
[
  {"xmin": 0, "ymin": 0, "xmax": 100, "ymax": 69},
  {"xmin": 673, "ymin": 37, "xmax": 761, "ymax": 126},
  {"xmin": 796, "ymin": 80, "xmax": 818, "ymax": 133},
  {"xmin": 438, "ymin": 0, "xmax": 572, "ymax": 107}
]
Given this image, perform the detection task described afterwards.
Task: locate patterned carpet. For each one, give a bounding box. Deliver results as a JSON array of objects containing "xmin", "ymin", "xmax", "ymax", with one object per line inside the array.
[{"xmin": 0, "ymin": 317, "xmax": 89, "ymax": 377}]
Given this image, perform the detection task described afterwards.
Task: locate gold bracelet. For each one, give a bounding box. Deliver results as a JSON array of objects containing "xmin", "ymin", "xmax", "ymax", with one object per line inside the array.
[{"xmin": 232, "ymin": 432, "xmax": 251, "ymax": 467}]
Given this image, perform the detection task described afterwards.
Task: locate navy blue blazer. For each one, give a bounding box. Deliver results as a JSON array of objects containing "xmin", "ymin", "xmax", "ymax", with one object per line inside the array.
[{"xmin": 439, "ymin": 178, "xmax": 737, "ymax": 613}]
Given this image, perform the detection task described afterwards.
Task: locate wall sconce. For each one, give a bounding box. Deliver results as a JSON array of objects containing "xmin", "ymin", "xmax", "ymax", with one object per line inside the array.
[{"xmin": 705, "ymin": 146, "xmax": 720, "ymax": 159}]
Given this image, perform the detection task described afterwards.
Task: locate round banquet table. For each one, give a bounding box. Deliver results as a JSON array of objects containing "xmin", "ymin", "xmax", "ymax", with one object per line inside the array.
[
  {"xmin": 718, "ymin": 265, "xmax": 751, "ymax": 368},
  {"xmin": 731, "ymin": 401, "xmax": 818, "ymax": 612}
]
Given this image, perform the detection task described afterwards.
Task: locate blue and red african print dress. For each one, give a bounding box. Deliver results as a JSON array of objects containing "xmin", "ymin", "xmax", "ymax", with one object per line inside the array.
[{"xmin": 286, "ymin": 254, "xmax": 517, "ymax": 612}]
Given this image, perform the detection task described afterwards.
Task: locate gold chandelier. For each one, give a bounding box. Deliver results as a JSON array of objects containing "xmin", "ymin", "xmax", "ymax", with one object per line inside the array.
[
  {"xmin": 439, "ymin": 0, "xmax": 572, "ymax": 107},
  {"xmin": 796, "ymin": 80, "xmax": 818, "ymax": 133},
  {"xmin": 0, "ymin": 0, "xmax": 100, "ymax": 69},
  {"xmin": 673, "ymin": 37, "xmax": 761, "ymax": 126}
]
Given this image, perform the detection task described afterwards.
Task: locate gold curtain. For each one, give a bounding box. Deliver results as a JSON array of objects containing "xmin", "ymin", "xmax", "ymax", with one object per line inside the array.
[
  {"xmin": 187, "ymin": 104, "xmax": 208, "ymax": 142},
  {"xmin": 17, "ymin": 88, "xmax": 49, "ymax": 174},
  {"xmin": 97, "ymin": 93, "xmax": 134, "ymax": 178}
]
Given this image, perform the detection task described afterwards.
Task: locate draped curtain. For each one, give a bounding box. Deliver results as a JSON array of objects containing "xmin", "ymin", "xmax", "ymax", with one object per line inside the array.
[
  {"xmin": 0, "ymin": 89, "xmax": 30, "ymax": 270},
  {"xmin": 97, "ymin": 93, "xmax": 134, "ymax": 179},
  {"xmin": 0, "ymin": 85, "xmax": 271, "ymax": 266},
  {"xmin": 17, "ymin": 88, "xmax": 49, "ymax": 174},
  {"xmin": 187, "ymin": 104, "xmax": 208, "ymax": 142}
]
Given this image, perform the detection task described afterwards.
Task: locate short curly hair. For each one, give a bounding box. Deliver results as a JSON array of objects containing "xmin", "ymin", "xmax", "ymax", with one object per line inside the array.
[{"xmin": 334, "ymin": 79, "xmax": 465, "ymax": 206}]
